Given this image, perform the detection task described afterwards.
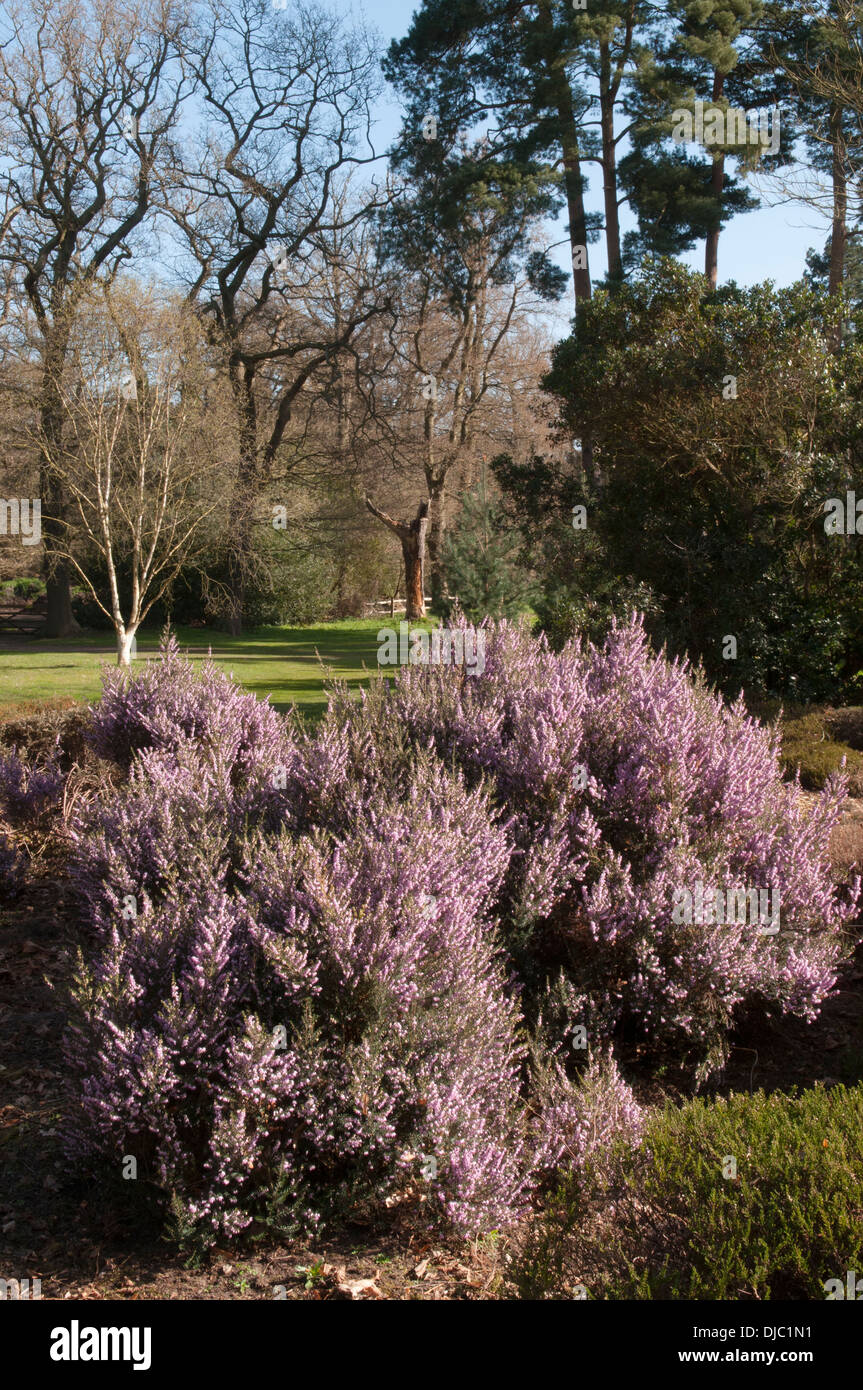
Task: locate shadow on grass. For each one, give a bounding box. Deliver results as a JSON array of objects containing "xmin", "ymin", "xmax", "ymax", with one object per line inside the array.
[{"xmin": 0, "ymin": 621, "xmax": 389, "ymax": 715}]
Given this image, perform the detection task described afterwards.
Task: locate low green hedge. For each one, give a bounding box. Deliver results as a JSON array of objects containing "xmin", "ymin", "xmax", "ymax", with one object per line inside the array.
[{"xmin": 517, "ymin": 1083, "xmax": 863, "ymax": 1300}]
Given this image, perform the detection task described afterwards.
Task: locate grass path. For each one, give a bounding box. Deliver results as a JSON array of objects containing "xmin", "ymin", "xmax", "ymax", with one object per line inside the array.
[{"xmin": 0, "ymin": 618, "xmax": 415, "ymax": 718}]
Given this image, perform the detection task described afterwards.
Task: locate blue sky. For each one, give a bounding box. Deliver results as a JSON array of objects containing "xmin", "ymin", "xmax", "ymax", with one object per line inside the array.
[{"xmin": 358, "ymin": 0, "xmax": 830, "ymax": 295}]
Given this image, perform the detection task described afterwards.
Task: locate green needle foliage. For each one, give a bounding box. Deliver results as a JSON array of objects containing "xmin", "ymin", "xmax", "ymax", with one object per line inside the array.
[
  {"xmin": 441, "ymin": 475, "xmax": 538, "ymax": 621},
  {"xmin": 607, "ymin": 1083, "xmax": 863, "ymax": 1300},
  {"xmin": 516, "ymin": 1082, "xmax": 863, "ymax": 1300}
]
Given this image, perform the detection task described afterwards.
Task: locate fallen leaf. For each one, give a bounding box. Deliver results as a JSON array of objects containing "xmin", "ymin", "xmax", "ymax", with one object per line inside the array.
[
  {"xmin": 324, "ymin": 1264, "xmax": 382, "ymax": 1299},
  {"xmin": 338, "ymin": 1276, "xmax": 382, "ymax": 1300}
]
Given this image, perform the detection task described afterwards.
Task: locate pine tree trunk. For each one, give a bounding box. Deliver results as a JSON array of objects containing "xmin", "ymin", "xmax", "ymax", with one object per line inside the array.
[
  {"xmin": 705, "ymin": 72, "xmax": 725, "ymax": 291},
  {"xmin": 829, "ymin": 102, "xmax": 847, "ymax": 300},
  {"xmin": 536, "ymin": 0, "xmax": 591, "ymax": 312},
  {"xmin": 599, "ymin": 44, "xmax": 623, "ymax": 284}
]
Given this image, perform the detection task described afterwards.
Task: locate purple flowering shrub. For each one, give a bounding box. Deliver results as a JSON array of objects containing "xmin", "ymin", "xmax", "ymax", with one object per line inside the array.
[
  {"xmin": 0, "ymin": 737, "xmax": 67, "ymax": 902},
  {"xmin": 63, "ymin": 618, "xmax": 856, "ymax": 1247},
  {"xmin": 87, "ymin": 630, "xmax": 298, "ymax": 785},
  {"xmin": 530, "ymin": 1049, "xmax": 645, "ymax": 1181},
  {"xmin": 69, "ymin": 745, "xmax": 234, "ymax": 932},
  {"xmin": 342, "ymin": 613, "xmax": 860, "ymax": 1074},
  {"xmin": 66, "ymin": 695, "xmax": 532, "ymax": 1242},
  {"xmin": 0, "ymin": 744, "xmax": 65, "ymax": 823}
]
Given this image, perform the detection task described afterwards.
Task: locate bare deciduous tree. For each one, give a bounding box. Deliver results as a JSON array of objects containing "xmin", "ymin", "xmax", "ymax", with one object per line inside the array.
[
  {"xmin": 0, "ymin": 0, "xmax": 191, "ymax": 635},
  {"xmin": 165, "ymin": 0, "xmax": 384, "ymax": 632},
  {"xmin": 45, "ymin": 284, "xmax": 228, "ymax": 664}
]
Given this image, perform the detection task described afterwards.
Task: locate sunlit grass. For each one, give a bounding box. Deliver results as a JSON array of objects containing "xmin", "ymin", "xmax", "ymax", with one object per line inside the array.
[{"xmin": 0, "ymin": 617, "xmax": 434, "ymax": 719}]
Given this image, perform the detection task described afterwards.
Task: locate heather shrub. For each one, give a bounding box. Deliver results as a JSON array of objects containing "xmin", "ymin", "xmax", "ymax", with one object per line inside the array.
[
  {"xmin": 87, "ymin": 629, "xmax": 297, "ymax": 782},
  {"xmin": 530, "ymin": 1048, "xmax": 645, "ymax": 1182},
  {"xmin": 0, "ymin": 705, "xmax": 91, "ymax": 768},
  {"xmin": 63, "ymin": 619, "xmax": 858, "ymax": 1250},
  {"xmin": 0, "ymin": 745, "xmax": 65, "ymax": 824},
  {"xmin": 65, "ymin": 678, "xmax": 533, "ymax": 1244},
  {"xmin": 587, "ymin": 1083, "xmax": 863, "ymax": 1300},
  {"xmin": 342, "ymin": 613, "xmax": 860, "ymax": 1075},
  {"xmin": 513, "ymin": 1082, "xmax": 863, "ymax": 1300},
  {"xmin": 69, "ymin": 745, "xmax": 235, "ymax": 932}
]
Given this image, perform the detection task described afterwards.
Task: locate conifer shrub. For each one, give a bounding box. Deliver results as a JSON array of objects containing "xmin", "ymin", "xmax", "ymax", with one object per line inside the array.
[{"xmin": 780, "ymin": 711, "xmax": 863, "ymax": 793}]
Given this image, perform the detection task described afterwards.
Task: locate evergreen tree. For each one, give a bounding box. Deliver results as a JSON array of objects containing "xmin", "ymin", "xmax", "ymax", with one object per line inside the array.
[
  {"xmin": 770, "ymin": 0, "xmax": 863, "ymax": 301},
  {"xmin": 383, "ymin": 0, "xmax": 657, "ymax": 313},
  {"xmin": 442, "ymin": 472, "xmax": 537, "ymax": 621},
  {"xmin": 805, "ymin": 226, "xmax": 863, "ymax": 333},
  {"xmin": 620, "ymin": 0, "xmax": 789, "ymax": 285}
]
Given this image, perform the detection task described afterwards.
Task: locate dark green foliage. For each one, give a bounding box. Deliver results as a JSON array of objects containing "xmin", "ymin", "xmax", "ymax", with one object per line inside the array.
[
  {"xmin": 441, "ymin": 477, "xmax": 537, "ymax": 621},
  {"xmin": 499, "ymin": 259, "xmax": 863, "ymax": 701},
  {"xmin": 605, "ymin": 1084, "xmax": 863, "ymax": 1299},
  {"xmin": 11, "ymin": 577, "xmax": 44, "ymax": 599},
  {"xmin": 516, "ymin": 1083, "xmax": 863, "ymax": 1300},
  {"xmin": 619, "ymin": 0, "xmax": 781, "ymax": 267},
  {"xmin": 781, "ymin": 711, "xmax": 863, "ymax": 793}
]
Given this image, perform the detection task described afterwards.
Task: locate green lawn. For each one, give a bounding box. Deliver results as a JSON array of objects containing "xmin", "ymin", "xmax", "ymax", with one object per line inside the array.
[{"xmin": 0, "ymin": 618, "xmax": 424, "ymax": 719}]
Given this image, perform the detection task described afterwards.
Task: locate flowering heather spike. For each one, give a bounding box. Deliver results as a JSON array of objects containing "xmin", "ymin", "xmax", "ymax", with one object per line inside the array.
[
  {"xmin": 66, "ymin": 645, "xmax": 530, "ymax": 1243},
  {"xmin": 348, "ymin": 612, "xmax": 860, "ymax": 1067},
  {"xmin": 87, "ymin": 626, "xmax": 299, "ymax": 785},
  {"xmin": 531, "ymin": 1049, "xmax": 645, "ymax": 1180},
  {"xmin": 0, "ymin": 745, "xmax": 65, "ymax": 823}
]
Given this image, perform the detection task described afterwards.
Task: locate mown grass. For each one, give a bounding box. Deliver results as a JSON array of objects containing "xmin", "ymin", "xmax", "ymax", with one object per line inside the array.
[
  {"xmin": 780, "ymin": 710, "xmax": 863, "ymax": 794},
  {"xmin": 0, "ymin": 619, "xmax": 431, "ymax": 719}
]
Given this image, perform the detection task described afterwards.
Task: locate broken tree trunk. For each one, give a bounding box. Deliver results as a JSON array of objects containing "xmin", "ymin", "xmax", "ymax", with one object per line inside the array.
[{"xmin": 365, "ymin": 496, "xmax": 430, "ymax": 620}]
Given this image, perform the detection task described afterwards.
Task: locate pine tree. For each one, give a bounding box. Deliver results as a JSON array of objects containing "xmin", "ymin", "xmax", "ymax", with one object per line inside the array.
[
  {"xmin": 805, "ymin": 226, "xmax": 863, "ymax": 334},
  {"xmin": 441, "ymin": 473, "xmax": 536, "ymax": 622},
  {"xmin": 383, "ymin": 0, "xmax": 656, "ymax": 312},
  {"xmin": 769, "ymin": 0, "xmax": 863, "ymax": 300},
  {"xmin": 620, "ymin": 0, "xmax": 787, "ymax": 286}
]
